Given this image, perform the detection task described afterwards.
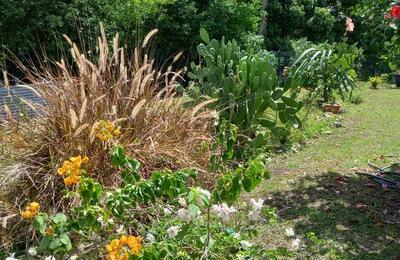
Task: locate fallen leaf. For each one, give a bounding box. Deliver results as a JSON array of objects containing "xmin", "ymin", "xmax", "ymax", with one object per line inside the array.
[
  {"xmin": 336, "ymin": 224, "xmax": 350, "ymax": 231},
  {"xmin": 355, "ymin": 203, "xmax": 368, "ymax": 210}
]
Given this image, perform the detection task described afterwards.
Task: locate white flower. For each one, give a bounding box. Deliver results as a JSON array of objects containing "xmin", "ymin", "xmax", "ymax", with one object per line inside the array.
[
  {"xmin": 248, "ymin": 198, "xmax": 264, "ymax": 221},
  {"xmin": 107, "ymin": 218, "xmax": 114, "ymax": 225},
  {"xmin": 28, "ymin": 247, "xmax": 37, "ymax": 256},
  {"xmin": 116, "ymin": 225, "xmax": 125, "ymax": 235},
  {"xmin": 193, "ymin": 187, "xmax": 211, "ymax": 206},
  {"xmin": 163, "ymin": 208, "xmax": 172, "ymax": 215},
  {"xmin": 239, "ymin": 240, "xmax": 253, "ymax": 250},
  {"xmin": 177, "ymin": 208, "xmax": 192, "ymax": 223},
  {"xmin": 178, "ymin": 197, "xmax": 187, "ymax": 207},
  {"xmin": 285, "ymin": 227, "xmax": 295, "ymax": 237},
  {"xmin": 248, "ymin": 210, "xmax": 261, "ymax": 221},
  {"xmin": 146, "ymin": 233, "xmax": 156, "ymax": 244},
  {"xmin": 232, "ymin": 232, "xmax": 241, "ymax": 239},
  {"xmin": 5, "ymin": 253, "xmax": 18, "ymax": 260},
  {"xmin": 211, "ymin": 203, "xmax": 236, "ymax": 222},
  {"xmin": 200, "ymin": 188, "xmax": 211, "ymax": 200},
  {"xmin": 97, "ymin": 216, "xmax": 105, "ymax": 226},
  {"xmin": 250, "ymin": 198, "xmax": 264, "ymax": 211},
  {"xmin": 69, "ymin": 255, "xmax": 78, "ymax": 260},
  {"xmin": 291, "ymin": 238, "xmax": 301, "ymax": 250},
  {"xmin": 167, "ymin": 225, "xmax": 181, "ymax": 238},
  {"xmin": 44, "ymin": 256, "xmax": 56, "ymax": 260}
]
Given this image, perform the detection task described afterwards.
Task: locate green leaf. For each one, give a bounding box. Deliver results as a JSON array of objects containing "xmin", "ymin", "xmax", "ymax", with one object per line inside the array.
[
  {"xmin": 281, "ymin": 96, "xmax": 298, "ymax": 107},
  {"xmin": 111, "ymin": 145, "xmax": 127, "ymax": 167},
  {"xmin": 272, "ymin": 88, "xmax": 283, "ymax": 100},
  {"xmin": 52, "ymin": 213, "xmax": 67, "ymax": 224},
  {"xmin": 188, "ymin": 204, "xmax": 200, "ymax": 216},
  {"xmin": 49, "ymin": 238, "xmax": 61, "ymax": 250},
  {"xmin": 276, "ymin": 102, "xmax": 286, "ymax": 110},
  {"xmin": 188, "ymin": 72, "xmax": 197, "ymax": 80},
  {"xmin": 278, "ymin": 110, "xmax": 290, "ymax": 124},
  {"xmin": 33, "ymin": 213, "xmax": 48, "ymax": 235},
  {"xmin": 269, "ymin": 99, "xmax": 278, "ymax": 111},
  {"xmin": 258, "ymin": 118, "xmax": 276, "ymax": 128},
  {"xmin": 59, "ymin": 233, "xmax": 71, "ymax": 246},
  {"xmin": 40, "ymin": 236, "xmax": 51, "ymax": 249},
  {"xmin": 297, "ymin": 101, "xmax": 304, "ymax": 111},
  {"xmin": 126, "ymin": 159, "xmax": 140, "ymax": 172},
  {"xmin": 242, "ymin": 159, "xmax": 265, "ymax": 192},
  {"xmin": 289, "ymin": 115, "xmax": 302, "ymax": 128},
  {"xmin": 200, "ymin": 28, "xmax": 210, "ymax": 44}
]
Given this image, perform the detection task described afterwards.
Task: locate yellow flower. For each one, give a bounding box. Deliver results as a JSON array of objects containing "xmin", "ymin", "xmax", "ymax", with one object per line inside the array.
[
  {"xmin": 21, "ymin": 210, "xmax": 34, "ymax": 219},
  {"xmin": 113, "ymin": 129, "xmax": 121, "ymax": 136},
  {"xmin": 29, "ymin": 202, "xmax": 40, "ymax": 211},
  {"xmin": 126, "ymin": 236, "xmax": 142, "ymax": 256},
  {"xmin": 95, "ymin": 120, "xmax": 121, "ymax": 142},
  {"xmin": 21, "ymin": 202, "xmax": 40, "ymax": 219}
]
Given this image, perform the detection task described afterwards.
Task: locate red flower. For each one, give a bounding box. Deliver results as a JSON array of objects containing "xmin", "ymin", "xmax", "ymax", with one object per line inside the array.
[{"xmin": 391, "ymin": 5, "xmax": 400, "ymax": 19}]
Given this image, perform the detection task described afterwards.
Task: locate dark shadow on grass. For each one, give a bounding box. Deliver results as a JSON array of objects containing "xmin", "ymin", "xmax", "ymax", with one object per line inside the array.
[{"xmin": 265, "ymin": 171, "xmax": 400, "ymax": 259}]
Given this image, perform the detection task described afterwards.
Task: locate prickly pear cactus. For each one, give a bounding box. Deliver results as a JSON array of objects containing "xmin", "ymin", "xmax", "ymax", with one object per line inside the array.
[{"xmin": 188, "ymin": 29, "xmax": 303, "ymax": 139}]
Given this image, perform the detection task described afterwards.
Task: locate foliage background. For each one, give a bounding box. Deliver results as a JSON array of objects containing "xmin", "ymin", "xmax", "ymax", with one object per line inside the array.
[{"xmin": 0, "ymin": 0, "xmax": 397, "ymax": 77}]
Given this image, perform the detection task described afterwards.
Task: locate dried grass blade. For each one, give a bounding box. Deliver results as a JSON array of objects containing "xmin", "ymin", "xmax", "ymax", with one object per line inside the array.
[
  {"xmin": 73, "ymin": 123, "xmax": 89, "ymax": 138},
  {"xmin": 142, "ymin": 29, "xmax": 159, "ymax": 48},
  {"xmin": 69, "ymin": 108, "xmax": 78, "ymax": 129},
  {"xmin": 131, "ymin": 99, "xmax": 147, "ymax": 119}
]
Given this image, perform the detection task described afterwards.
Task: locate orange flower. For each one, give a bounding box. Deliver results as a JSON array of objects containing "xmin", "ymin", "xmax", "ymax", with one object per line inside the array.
[
  {"xmin": 95, "ymin": 120, "xmax": 121, "ymax": 142},
  {"xmin": 106, "ymin": 235, "xmax": 142, "ymax": 260},
  {"xmin": 21, "ymin": 202, "xmax": 40, "ymax": 219},
  {"xmin": 46, "ymin": 226, "xmax": 54, "ymax": 236},
  {"xmin": 57, "ymin": 156, "xmax": 89, "ymax": 186}
]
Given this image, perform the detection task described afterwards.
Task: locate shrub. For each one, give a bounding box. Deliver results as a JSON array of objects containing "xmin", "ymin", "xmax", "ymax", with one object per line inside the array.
[
  {"xmin": 382, "ymin": 35, "xmax": 400, "ymax": 75},
  {"xmin": 369, "ymin": 76, "xmax": 383, "ymax": 89},
  {"xmin": 349, "ymin": 91, "xmax": 363, "ymax": 104},
  {"xmin": 143, "ymin": 0, "xmax": 260, "ymax": 62},
  {"xmin": 291, "ymin": 44, "xmax": 357, "ymax": 103},
  {"xmin": 2, "ymin": 143, "xmax": 270, "ymax": 258},
  {"xmin": 306, "ymin": 7, "xmax": 336, "ymax": 42}
]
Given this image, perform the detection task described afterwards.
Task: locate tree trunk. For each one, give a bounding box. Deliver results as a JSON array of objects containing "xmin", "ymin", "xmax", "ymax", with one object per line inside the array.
[
  {"xmin": 258, "ymin": 0, "xmax": 269, "ymax": 35},
  {"xmin": 323, "ymin": 85, "xmax": 329, "ymax": 103}
]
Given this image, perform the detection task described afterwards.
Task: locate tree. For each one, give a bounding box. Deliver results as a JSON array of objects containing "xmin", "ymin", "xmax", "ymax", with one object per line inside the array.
[{"xmin": 258, "ymin": 0, "xmax": 269, "ymax": 35}]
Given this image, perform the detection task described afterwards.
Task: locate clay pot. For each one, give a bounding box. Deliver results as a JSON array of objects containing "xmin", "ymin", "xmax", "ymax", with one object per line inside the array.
[{"xmin": 323, "ymin": 103, "xmax": 341, "ymax": 114}]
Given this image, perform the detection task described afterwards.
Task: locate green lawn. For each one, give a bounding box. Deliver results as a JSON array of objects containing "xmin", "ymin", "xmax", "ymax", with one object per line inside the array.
[{"xmin": 253, "ymin": 84, "xmax": 400, "ymax": 259}]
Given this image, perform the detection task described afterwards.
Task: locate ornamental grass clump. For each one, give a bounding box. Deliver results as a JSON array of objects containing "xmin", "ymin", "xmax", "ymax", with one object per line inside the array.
[{"xmin": 5, "ymin": 25, "xmax": 212, "ymax": 196}]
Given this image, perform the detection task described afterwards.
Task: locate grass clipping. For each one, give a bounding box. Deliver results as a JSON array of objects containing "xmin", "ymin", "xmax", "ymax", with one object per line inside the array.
[{"xmin": 0, "ymin": 26, "xmax": 213, "ymax": 248}]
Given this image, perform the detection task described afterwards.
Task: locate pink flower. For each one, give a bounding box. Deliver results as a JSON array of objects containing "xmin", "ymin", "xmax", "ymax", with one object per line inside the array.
[
  {"xmin": 384, "ymin": 12, "xmax": 392, "ymax": 20},
  {"xmin": 345, "ymin": 17, "xmax": 354, "ymax": 32}
]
